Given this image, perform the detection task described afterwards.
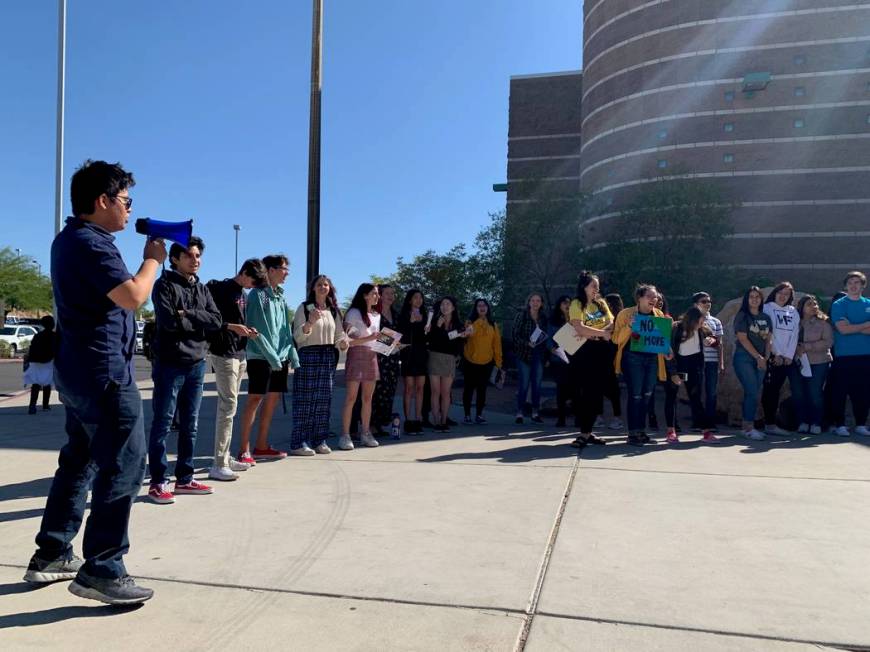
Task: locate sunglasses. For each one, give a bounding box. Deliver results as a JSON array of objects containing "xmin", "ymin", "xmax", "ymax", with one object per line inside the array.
[{"xmin": 112, "ymin": 195, "xmax": 133, "ymax": 210}]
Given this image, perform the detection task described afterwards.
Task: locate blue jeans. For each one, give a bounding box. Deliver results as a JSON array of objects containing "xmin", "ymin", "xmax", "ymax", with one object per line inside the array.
[
  {"xmin": 149, "ymin": 359, "xmax": 206, "ymax": 485},
  {"xmin": 733, "ymin": 348, "xmax": 765, "ymax": 424},
  {"xmin": 35, "ymin": 382, "xmax": 146, "ymax": 579},
  {"xmin": 791, "ymin": 362, "xmax": 829, "ymax": 426},
  {"xmin": 516, "ymin": 355, "xmax": 544, "ymax": 413},
  {"xmin": 703, "ymin": 360, "xmax": 720, "ymax": 429},
  {"xmin": 623, "ymin": 351, "xmax": 659, "ymax": 434}
]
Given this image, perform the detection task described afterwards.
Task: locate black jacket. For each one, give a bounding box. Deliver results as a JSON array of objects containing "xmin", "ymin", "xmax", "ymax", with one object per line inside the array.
[
  {"xmin": 27, "ymin": 329, "xmax": 55, "ymax": 363},
  {"xmin": 206, "ymin": 278, "xmax": 248, "ymax": 358},
  {"xmin": 152, "ymin": 270, "xmax": 222, "ymax": 365}
]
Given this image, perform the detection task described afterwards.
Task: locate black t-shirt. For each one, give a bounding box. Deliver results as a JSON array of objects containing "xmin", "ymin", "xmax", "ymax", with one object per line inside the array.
[{"xmin": 734, "ymin": 310, "xmax": 773, "ymax": 356}]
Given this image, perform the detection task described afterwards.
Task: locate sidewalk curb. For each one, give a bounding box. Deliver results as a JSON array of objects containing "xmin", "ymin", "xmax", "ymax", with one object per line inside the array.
[{"xmin": 0, "ymin": 389, "xmax": 28, "ymax": 404}]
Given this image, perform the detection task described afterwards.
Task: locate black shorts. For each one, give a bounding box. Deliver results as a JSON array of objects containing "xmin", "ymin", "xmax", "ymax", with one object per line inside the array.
[{"xmin": 246, "ymin": 359, "xmax": 288, "ymax": 395}]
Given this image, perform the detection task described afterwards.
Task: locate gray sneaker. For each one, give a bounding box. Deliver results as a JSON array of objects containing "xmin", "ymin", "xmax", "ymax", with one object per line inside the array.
[
  {"xmin": 23, "ymin": 553, "xmax": 83, "ymax": 583},
  {"xmin": 68, "ymin": 573, "xmax": 154, "ymax": 605}
]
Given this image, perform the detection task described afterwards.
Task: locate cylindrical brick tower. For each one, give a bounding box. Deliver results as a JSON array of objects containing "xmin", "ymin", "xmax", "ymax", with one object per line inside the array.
[{"xmin": 579, "ymin": 0, "xmax": 870, "ymax": 292}]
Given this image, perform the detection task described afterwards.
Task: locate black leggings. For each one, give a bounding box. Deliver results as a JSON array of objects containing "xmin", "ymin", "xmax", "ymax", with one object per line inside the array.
[
  {"xmin": 665, "ymin": 353, "xmax": 704, "ymax": 428},
  {"xmin": 29, "ymin": 384, "xmax": 51, "ymax": 409},
  {"xmin": 571, "ymin": 340, "xmax": 610, "ymax": 433},
  {"xmin": 462, "ymin": 360, "xmax": 493, "ymax": 417}
]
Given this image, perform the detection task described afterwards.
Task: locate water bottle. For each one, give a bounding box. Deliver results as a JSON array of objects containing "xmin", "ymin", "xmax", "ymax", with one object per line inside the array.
[{"xmin": 390, "ymin": 413, "xmax": 402, "ymax": 439}]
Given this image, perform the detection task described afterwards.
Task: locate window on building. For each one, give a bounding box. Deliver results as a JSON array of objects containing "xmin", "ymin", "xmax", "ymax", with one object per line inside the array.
[
  {"xmin": 724, "ymin": 90, "xmax": 735, "ymax": 102},
  {"xmin": 794, "ymin": 86, "xmax": 806, "ymax": 97},
  {"xmin": 794, "ymin": 118, "xmax": 805, "ymax": 128},
  {"xmin": 723, "ymin": 122, "xmax": 735, "ymax": 132},
  {"xmin": 793, "ymin": 54, "xmax": 806, "ymax": 65},
  {"xmin": 657, "ymin": 129, "xmax": 668, "ymax": 140},
  {"xmin": 657, "ymin": 159, "xmax": 668, "ymax": 169},
  {"xmin": 723, "ymin": 153, "xmax": 734, "ymax": 163}
]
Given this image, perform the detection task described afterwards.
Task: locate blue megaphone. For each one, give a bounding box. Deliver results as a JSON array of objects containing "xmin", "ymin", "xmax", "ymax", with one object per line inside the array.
[{"xmin": 135, "ymin": 218, "xmax": 193, "ymax": 247}]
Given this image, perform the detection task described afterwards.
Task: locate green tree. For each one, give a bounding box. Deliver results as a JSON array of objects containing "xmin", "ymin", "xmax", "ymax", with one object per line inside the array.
[
  {"xmin": 0, "ymin": 247, "xmax": 52, "ymax": 318},
  {"xmin": 389, "ymin": 244, "xmax": 475, "ymax": 308}
]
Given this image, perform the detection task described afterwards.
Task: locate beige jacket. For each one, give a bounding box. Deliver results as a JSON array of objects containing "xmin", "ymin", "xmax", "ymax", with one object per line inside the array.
[{"xmin": 797, "ymin": 317, "xmax": 833, "ymax": 365}]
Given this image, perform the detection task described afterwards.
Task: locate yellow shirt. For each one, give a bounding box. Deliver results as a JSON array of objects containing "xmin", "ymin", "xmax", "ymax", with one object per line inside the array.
[
  {"xmin": 463, "ymin": 319, "xmax": 503, "ymax": 368},
  {"xmin": 568, "ymin": 299, "xmax": 613, "ymax": 330}
]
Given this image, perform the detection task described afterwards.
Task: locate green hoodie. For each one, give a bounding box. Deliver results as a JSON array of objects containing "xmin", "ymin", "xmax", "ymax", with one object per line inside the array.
[{"xmin": 245, "ymin": 285, "xmax": 300, "ymax": 370}]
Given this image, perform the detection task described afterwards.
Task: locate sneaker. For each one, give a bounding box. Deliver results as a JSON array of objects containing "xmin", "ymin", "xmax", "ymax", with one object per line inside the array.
[
  {"xmin": 208, "ymin": 466, "xmax": 238, "ymax": 482},
  {"xmin": 586, "ymin": 434, "xmax": 607, "ymax": 445},
  {"xmin": 237, "ymin": 451, "xmax": 256, "ymax": 466},
  {"xmin": 809, "ymin": 425, "xmax": 823, "ymax": 435},
  {"xmin": 360, "ymin": 432, "xmax": 380, "ymax": 447},
  {"xmin": 337, "ymin": 434, "xmax": 355, "ymax": 450},
  {"xmin": 434, "ymin": 423, "xmax": 449, "ymax": 433},
  {"xmin": 833, "ymin": 426, "xmax": 851, "ymax": 437},
  {"xmin": 229, "ymin": 457, "xmax": 251, "ymax": 472},
  {"xmin": 463, "ymin": 416, "xmax": 473, "ymax": 425},
  {"xmin": 23, "ymin": 553, "xmax": 83, "ymax": 583},
  {"xmin": 515, "ymin": 414, "xmax": 524, "ymax": 424},
  {"xmin": 855, "ymin": 425, "xmax": 870, "ymax": 437},
  {"xmin": 147, "ymin": 483, "xmax": 175, "ymax": 504},
  {"xmin": 743, "ymin": 429, "xmax": 766, "ymax": 441},
  {"xmin": 569, "ymin": 437, "xmax": 587, "ymax": 449},
  {"xmin": 594, "ymin": 416, "xmax": 606, "ymax": 428},
  {"xmin": 404, "ymin": 421, "xmax": 422, "ymax": 436},
  {"xmin": 28, "ymin": 405, "xmax": 37, "ymax": 415},
  {"xmin": 253, "ymin": 446, "xmax": 287, "ymax": 459},
  {"xmin": 174, "ymin": 480, "xmax": 214, "ymax": 495},
  {"xmin": 639, "ymin": 433, "xmax": 652, "ymax": 444},
  {"xmin": 701, "ymin": 430, "xmax": 719, "ymax": 443},
  {"xmin": 765, "ymin": 425, "xmax": 790, "ymax": 436},
  {"xmin": 608, "ymin": 418, "xmax": 624, "ymax": 431},
  {"xmin": 475, "ymin": 415, "xmax": 487, "ymax": 425},
  {"xmin": 531, "ymin": 414, "xmax": 544, "ymax": 424},
  {"xmin": 627, "ymin": 434, "xmax": 645, "ymax": 447},
  {"xmin": 666, "ymin": 428, "xmax": 679, "ymax": 444},
  {"xmin": 797, "ymin": 423, "xmax": 810, "ymax": 434},
  {"xmin": 314, "ymin": 443, "xmax": 332, "ymax": 454},
  {"xmin": 68, "ymin": 573, "xmax": 153, "ymax": 605},
  {"xmin": 290, "ymin": 444, "xmax": 316, "ymax": 456}
]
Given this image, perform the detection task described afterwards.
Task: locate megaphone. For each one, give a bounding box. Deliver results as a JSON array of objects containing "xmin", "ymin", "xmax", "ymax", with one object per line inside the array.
[{"xmin": 134, "ymin": 218, "xmax": 193, "ymax": 247}]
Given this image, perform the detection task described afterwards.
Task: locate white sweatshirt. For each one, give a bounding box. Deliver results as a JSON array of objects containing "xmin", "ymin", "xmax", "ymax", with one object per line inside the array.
[{"xmin": 763, "ymin": 302, "xmax": 800, "ymax": 359}]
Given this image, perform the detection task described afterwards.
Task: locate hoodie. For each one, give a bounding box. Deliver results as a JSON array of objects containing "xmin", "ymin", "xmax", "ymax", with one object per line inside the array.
[
  {"xmin": 152, "ymin": 269, "xmax": 223, "ymax": 365},
  {"xmin": 245, "ymin": 284, "xmax": 300, "ymax": 370},
  {"xmin": 763, "ymin": 302, "xmax": 800, "ymax": 359}
]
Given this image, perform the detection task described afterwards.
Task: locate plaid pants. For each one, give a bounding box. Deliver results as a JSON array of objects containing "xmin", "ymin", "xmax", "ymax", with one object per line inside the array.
[{"xmin": 291, "ymin": 345, "xmax": 336, "ymax": 448}]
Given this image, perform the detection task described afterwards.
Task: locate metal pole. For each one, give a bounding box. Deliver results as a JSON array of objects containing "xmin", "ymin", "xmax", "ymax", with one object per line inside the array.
[
  {"xmin": 233, "ymin": 224, "xmax": 240, "ymax": 272},
  {"xmin": 54, "ymin": 0, "xmax": 67, "ymax": 236},
  {"xmin": 306, "ymin": 0, "xmax": 323, "ymax": 283}
]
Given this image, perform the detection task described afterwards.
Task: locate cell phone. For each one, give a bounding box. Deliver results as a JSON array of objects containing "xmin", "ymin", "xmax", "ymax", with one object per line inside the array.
[{"xmin": 677, "ymin": 372, "xmax": 689, "ymax": 381}]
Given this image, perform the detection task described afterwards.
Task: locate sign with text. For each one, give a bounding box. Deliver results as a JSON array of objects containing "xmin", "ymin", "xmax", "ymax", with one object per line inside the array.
[{"xmin": 629, "ymin": 315, "xmax": 672, "ymax": 354}]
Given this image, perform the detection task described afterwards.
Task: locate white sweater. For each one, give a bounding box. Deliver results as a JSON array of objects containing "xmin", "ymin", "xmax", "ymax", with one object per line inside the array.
[{"xmin": 763, "ymin": 302, "xmax": 800, "ymax": 359}]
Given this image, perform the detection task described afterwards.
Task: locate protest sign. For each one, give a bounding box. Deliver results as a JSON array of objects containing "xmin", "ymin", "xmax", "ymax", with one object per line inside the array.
[{"xmin": 629, "ymin": 314, "xmax": 672, "ymax": 354}]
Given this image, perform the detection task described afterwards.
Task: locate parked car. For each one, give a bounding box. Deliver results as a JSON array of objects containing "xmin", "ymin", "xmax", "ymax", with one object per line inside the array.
[{"xmin": 0, "ymin": 325, "xmax": 38, "ymax": 356}]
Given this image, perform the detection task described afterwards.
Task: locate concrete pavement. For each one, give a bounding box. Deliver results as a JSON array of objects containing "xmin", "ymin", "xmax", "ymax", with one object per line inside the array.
[{"xmin": 0, "ymin": 374, "xmax": 868, "ymax": 651}]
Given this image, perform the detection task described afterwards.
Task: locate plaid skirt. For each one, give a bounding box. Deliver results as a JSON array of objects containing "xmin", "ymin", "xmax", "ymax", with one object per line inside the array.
[{"xmin": 345, "ymin": 345, "xmax": 379, "ymax": 382}]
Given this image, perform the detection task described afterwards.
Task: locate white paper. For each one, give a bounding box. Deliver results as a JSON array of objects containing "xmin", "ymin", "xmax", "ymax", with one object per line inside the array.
[
  {"xmin": 553, "ymin": 323, "xmax": 586, "ymax": 355},
  {"xmin": 529, "ymin": 326, "xmax": 547, "ymax": 347},
  {"xmin": 800, "ymin": 353, "xmax": 812, "ymax": 378},
  {"xmin": 553, "ymin": 346, "xmax": 570, "ymax": 364},
  {"xmin": 371, "ymin": 327, "xmax": 403, "ymax": 356},
  {"xmin": 447, "ymin": 329, "xmax": 461, "ymax": 340}
]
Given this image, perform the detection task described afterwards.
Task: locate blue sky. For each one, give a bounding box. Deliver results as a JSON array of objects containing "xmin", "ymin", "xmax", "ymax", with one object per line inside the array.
[{"xmin": 0, "ymin": 0, "xmax": 581, "ymax": 303}]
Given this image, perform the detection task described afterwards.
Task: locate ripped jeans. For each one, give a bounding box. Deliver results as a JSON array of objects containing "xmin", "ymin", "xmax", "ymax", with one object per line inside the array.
[{"xmin": 622, "ymin": 351, "xmax": 659, "ymax": 435}]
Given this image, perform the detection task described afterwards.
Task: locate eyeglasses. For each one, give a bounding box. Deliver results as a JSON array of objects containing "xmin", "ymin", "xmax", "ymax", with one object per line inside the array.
[
  {"xmin": 274, "ymin": 266, "xmax": 290, "ymax": 272},
  {"xmin": 698, "ymin": 299, "xmax": 711, "ymax": 304},
  {"xmin": 112, "ymin": 195, "xmax": 133, "ymax": 210}
]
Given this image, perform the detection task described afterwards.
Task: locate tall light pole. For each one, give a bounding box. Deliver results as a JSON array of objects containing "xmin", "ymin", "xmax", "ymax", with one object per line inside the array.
[
  {"xmin": 32, "ymin": 260, "xmax": 42, "ymax": 276},
  {"xmin": 306, "ymin": 0, "xmax": 323, "ymax": 284},
  {"xmin": 54, "ymin": 0, "xmax": 67, "ymax": 236},
  {"xmin": 233, "ymin": 224, "xmax": 241, "ymax": 272}
]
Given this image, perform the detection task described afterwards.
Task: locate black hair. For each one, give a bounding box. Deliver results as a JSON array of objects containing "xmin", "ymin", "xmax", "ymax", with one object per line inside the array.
[
  {"xmin": 70, "ymin": 160, "xmax": 135, "ymax": 217},
  {"xmin": 306, "ymin": 275, "xmax": 341, "ymax": 319},
  {"xmin": 399, "ymin": 288, "xmax": 427, "ymax": 324},
  {"xmin": 739, "ymin": 286, "xmax": 764, "ymax": 315},
  {"xmin": 262, "ymin": 254, "xmax": 289, "ymax": 270},
  {"xmin": 604, "ymin": 293, "xmax": 624, "ymax": 316},
  {"xmin": 467, "ymin": 297, "xmax": 494, "ymax": 326},
  {"xmin": 40, "ymin": 315, "xmax": 55, "ymax": 330},
  {"xmin": 677, "ymin": 306, "xmax": 705, "ymax": 342},
  {"xmin": 575, "ymin": 270, "xmax": 601, "ymax": 310},
  {"xmin": 550, "ymin": 294, "xmax": 572, "ymax": 328},
  {"xmin": 635, "ymin": 284, "xmax": 657, "ymax": 302},
  {"xmin": 240, "ymin": 258, "xmax": 267, "ymax": 286},
  {"xmin": 434, "ymin": 296, "xmax": 461, "ymax": 331},
  {"xmin": 691, "ymin": 291, "xmax": 711, "ymax": 304},
  {"xmin": 169, "ymin": 236, "xmax": 205, "ymax": 271},
  {"xmin": 349, "ymin": 283, "xmax": 377, "ymax": 327},
  {"xmin": 797, "ymin": 294, "xmax": 827, "ymax": 321},
  {"xmin": 765, "ymin": 281, "xmax": 794, "ymax": 305}
]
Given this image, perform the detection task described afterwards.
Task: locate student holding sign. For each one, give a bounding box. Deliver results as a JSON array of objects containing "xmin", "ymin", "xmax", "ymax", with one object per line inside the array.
[
  {"xmin": 612, "ymin": 285, "xmax": 670, "ymax": 446},
  {"xmin": 566, "ymin": 272, "xmax": 613, "ymax": 449},
  {"xmin": 512, "ymin": 293, "xmax": 549, "ymax": 424},
  {"xmin": 733, "ymin": 286, "xmax": 773, "ymax": 440}
]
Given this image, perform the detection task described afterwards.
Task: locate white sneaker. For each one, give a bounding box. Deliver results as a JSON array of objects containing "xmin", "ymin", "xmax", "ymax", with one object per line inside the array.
[
  {"xmin": 337, "ymin": 435, "xmax": 355, "ymax": 450},
  {"xmin": 594, "ymin": 416, "xmax": 606, "ymax": 428},
  {"xmin": 855, "ymin": 425, "xmax": 870, "ymax": 437},
  {"xmin": 290, "ymin": 444, "xmax": 315, "ymax": 456},
  {"xmin": 608, "ymin": 418, "xmax": 624, "ymax": 431},
  {"xmin": 229, "ymin": 457, "xmax": 251, "ymax": 472},
  {"xmin": 744, "ymin": 429, "xmax": 766, "ymax": 441},
  {"xmin": 360, "ymin": 432, "xmax": 380, "ymax": 448},
  {"xmin": 208, "ymin": 466, "xmax": 239, "ymax": 482},
  {"xmin": 765, "ymin": 425, "xmax": 791, "ymax": 436},
  {"xmin": 834, "ymin": 426, "xmax": 851, "ymax": 437},
  {"xmin": 797, "ymin": 423, "xmax": 810, "ymax": 434},
  {"xmin": 314, "ymin": 443, "xmax": 332, "ymax": 454},
  {"xmin": 809, "ymin": 425, "xmax": 822, "ymax": 435}
]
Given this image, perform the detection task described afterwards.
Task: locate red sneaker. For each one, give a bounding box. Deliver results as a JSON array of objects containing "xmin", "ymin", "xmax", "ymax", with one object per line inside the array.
[
  {"xmin": 174, "ymin": 480, "xmax": 214, "ymax": 495},
  {"xmin": 253, "ymin": 446, "xmax": 288, "ymax": 459},
  {"xmin": 238, "ymin": 451, "xmax": 256, "ymax": 466},
  {"xmin": 148, "ymin": 484, "xmax": 175, "ymax": 504},
  {"xmin": 666, "ymin": 428, "xmax": 679, "ymax": 444},
  {"xmin": 702, "ymin": 430, "xmax": 719, "ymax": 442}
]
